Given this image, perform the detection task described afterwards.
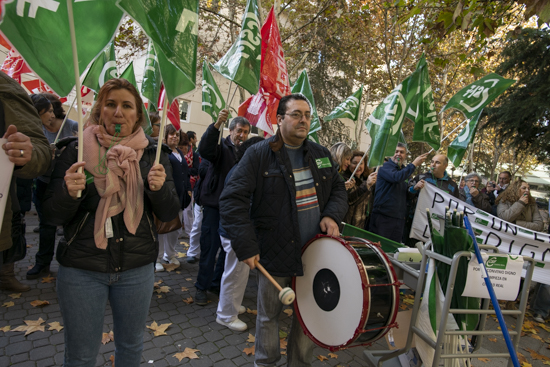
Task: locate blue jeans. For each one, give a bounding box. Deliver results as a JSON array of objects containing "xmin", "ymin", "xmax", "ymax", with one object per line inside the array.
[
  {"xmin": 255, "ymin": 272, "xmax": 314, "ymax": 367},
  {"xmin": 57, "ymin": 264, "xmax": 154, "ymax": 367},
  {"xmin": 195, "ymin": 205, "xmax": 225, "ymax": 291},
  {"xmin": 34, "ymin": 179, "xmax": 57, "ymax": 266},
  {"xmin": 369, "ymin": 212, "xmax": 405, "ymax": 243},
  {"xmin": 533, "ymin": 283, "xmax": 550, "ymax": 318}
]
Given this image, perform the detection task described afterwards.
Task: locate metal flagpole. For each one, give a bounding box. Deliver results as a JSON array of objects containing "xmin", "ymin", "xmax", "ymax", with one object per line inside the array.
[{"xmin": 427, "ymin": 118, "xmax": 468, "ymax": 154}]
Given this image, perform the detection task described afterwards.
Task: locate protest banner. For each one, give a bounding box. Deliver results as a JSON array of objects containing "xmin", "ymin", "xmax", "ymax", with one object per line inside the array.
[
  {"xmin": 410, "ymin": 183, "xmax": 550, "ymax": 285},
  {"xmin": 0, "ymin": 138, "xmax": 14, "ymax": 235}
]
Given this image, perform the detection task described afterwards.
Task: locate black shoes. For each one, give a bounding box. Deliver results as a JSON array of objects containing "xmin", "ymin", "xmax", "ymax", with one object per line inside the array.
[
  {"xmin": 195, "ymin": 289, "xmax": 208, "ymax": 306},
  {"xmin": 26, "ymin": 264, "xmax": 50, "ymax": 280},
  {"xmin": 186, "ymin": 256, "xmax": 197, "ymax": 264}
]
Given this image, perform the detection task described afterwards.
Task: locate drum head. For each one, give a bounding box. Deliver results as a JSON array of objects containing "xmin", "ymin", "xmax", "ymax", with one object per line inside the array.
[{"xmin": 294, "ymin": 236, "xmax": 368, "ymax": 348}]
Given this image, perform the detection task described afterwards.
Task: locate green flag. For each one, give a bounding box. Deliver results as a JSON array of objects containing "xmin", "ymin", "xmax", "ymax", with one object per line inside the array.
[
  {"xmin": 447, "ymin": 110, "xmax": 483, "ymax": 167},
  {"xmin": 0, "ymin": 0, "xmax": 123, "ymax": 96},
  {"xmin": 120, "ymin": 61, "xmax": 153, "ymax": 136},
  {"xmin": 406, "ymin": 55, "xmax": 440, "ymax": 150},
  {"xmin": 141, "ymin": 43, "xmax": 161, "ymax": 111},
  {"xmin": 117, "ymin": 0, "xmax": 198, "ymax": 102},
  {"xmin": 82, "ymin": 42, "xmax": 117, "ymax": 93},
  {"xmin": 308, "ymin": 132, "xmax": 320, "ymax": 144},
  {"xmin": 291, "ymin": 70, "xmax": 321, "ymax": 137},
  {"xmin": 202, "ymin": 61, "xmax": 226, "ymax": 122},
  {"xmin": 212, "ymin": 0, "xmax": 261, "ymax": 95},
  {"xmin": 324, "ymin": 86, "xmax": 363, "ymax": 122},
  {"xmin": 442, "ymin": 73, "xmax": 515, "ymax": 119}
]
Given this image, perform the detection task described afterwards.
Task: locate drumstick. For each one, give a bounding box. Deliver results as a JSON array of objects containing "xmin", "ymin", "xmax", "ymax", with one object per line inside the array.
[{"xmin": 254, "ymin": 259, "xmax": 296, "ymax": 305}]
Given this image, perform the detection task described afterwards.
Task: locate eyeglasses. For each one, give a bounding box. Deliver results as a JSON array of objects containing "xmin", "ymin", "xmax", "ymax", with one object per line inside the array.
[
  {"xmin": 468, "ymin": 180, "xmax": 480, "ymax": 184},
  {"xmin": 284, "ymin": 112, "xmax": 311, "ymax": 121}
]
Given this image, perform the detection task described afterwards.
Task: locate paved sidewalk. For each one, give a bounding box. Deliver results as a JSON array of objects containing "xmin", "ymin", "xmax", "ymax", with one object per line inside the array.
[{"xmin": 0, "ymin": 209, "xmax": 549, "ymax": 366}]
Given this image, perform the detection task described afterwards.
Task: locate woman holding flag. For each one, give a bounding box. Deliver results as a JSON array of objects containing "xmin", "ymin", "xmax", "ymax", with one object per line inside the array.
[{"xmin": 42, "ymin": 78, "xmax": 180, "ymax": 366}]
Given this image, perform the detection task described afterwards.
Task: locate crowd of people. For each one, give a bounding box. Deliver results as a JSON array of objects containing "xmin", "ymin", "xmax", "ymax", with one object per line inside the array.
[{"xmin": 1, "ymin": 72, "xmax": 550, "ymax": 366}]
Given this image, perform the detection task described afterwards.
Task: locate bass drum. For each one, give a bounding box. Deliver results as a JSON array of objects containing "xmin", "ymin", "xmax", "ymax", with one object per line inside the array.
[{"xmin": 293, "ymin": 235, "xmax": 399, "ymax": 351}]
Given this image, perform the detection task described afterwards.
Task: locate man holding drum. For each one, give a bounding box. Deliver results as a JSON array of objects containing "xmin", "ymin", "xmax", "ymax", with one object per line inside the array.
[{"xmin": 219, "ymin": 94, "xmax": 348, "ymax": 366}]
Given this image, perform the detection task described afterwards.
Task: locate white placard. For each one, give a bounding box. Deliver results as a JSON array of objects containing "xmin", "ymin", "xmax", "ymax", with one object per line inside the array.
[
  {"xmin": 462, "ymin": 253, "xmax": 523, "ymax": 300},
  {"xmin": 0, "ymin": 138, "xmax": 14, "ymax": 235},
  {"xmin": 410, "ymin": 183, "xmax": 550, "ymax": 285}
]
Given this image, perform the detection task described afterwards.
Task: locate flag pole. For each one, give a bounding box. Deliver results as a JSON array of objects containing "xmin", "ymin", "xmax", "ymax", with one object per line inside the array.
[
  {"xmin": 66, "ymin": 0, "xmax": 84, "ymax": 198},
  {"xmin": 427, "ymin": 118, "xmax": 468, "ymax": 154},
  {"xmin": 219, "ymin": 80, "xmax": 233, "ymax": 145},
  {"xmin": 54, "ymin": 95, "xmax": 78, "ymax": 145},
  {"xmin": 155, "ymin": 97, "xmax": 169, "ymax": 166}
]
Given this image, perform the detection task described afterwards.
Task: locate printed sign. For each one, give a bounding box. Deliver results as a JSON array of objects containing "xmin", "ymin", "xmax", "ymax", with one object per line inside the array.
[{"xmin": 462, "ymin": 253, "xmax": 523, "ymax": 300}]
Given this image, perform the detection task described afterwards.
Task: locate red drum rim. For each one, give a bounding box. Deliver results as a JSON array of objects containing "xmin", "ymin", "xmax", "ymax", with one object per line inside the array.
[{"xmin": 292, "ymin": 234, "xmax": 400, "ymax": 351}]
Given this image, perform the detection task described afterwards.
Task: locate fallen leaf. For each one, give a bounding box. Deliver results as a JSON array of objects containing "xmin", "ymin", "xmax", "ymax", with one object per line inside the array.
[
  {"xmin": 182, "ymin": 297, "xmax": 193, "ymax": 304},
  {"xmin": 521, "ymin": 362, "xmax": 533, "ymax": 367},
  {"xmin": 41, "ymin": 275, "xmax": 55, "ymax": 283},
  {"xmin": 539, "ymin": 324, "xmax": 550, "ymax": 332},
  {"xmin": 477, "ymin": 358, "xmax": 490, "ymax": 363},
  {"xmin": 102, "ymin": 331, "xmax": 114, "ymax": 345},
  {"xmin": 525, "ymin": 347, "xmax": 550, "ymax": 361},
  {"xmin": 48, "ymin": 322, "xmax": 63, "ymax": 332},
  {"xmin": 30, "ymin": 300, "xmax": 50, "ymax": 308},
  {"xmin": 247, "ymin": 333, "xmax": 255, "ymax": 343},
  {"xmin": 280, "ymin": 338, "xmax": 287, "ymax": 349},
  {"xmin": 247, "ymin": 308, "xmax": 257, "ymax": 315},
  {"xmin": 26, "ymin": 244, "xmax": 32, "ymax": 248},
  {"xmin": 317, "ymin": 355, "xmax": 328, "ymax": 361},
  {"xmin": 147, "ymin": 321, "xmax": 171, "ymax": 336},
  {"xmin": 181, "ymin": 287, "xmax": 189, "ymax": 292},
  {"xmin": 154, "ymin": 286, "xmax": 171, "ymax": 294},
  {"xmin": 8, "ymin": 293, "xmax": 21, "ymax": 299},
  {"xmin": 531, "ymin": 334, "xmax": 544, "ymax": 342},
  {"xmin": 281, "ymin": 351, "xmax": 287, "ymax": 355},
  {"xmin": 243, "ymin": 346, "xmax": 255, "ymax": 356},
  {"xmin": 12, "ymin": 318, "xmax": 45, "ymax": 335},
  {"xmin": 154, "ymin": 279, "xmax": 163, "ymax": 288},
  {"xmin": 162, "ymin": 263, "xmax": 179, "ymax": 272},
  {"xmin": 109, "ymin": 354, "xmax": 115, "ymax": 367},
  {"xmin": 176, "ymin": 252, "xmax": 187, "ymax": 258},
  {"xmin": 544, "ymin": 362, "xmax": 550, "ymax": 366},
  {"xmin": 518, "ymin": 353, "xmax": 528, "ymax": 364},
  {"xmin": 2, "ymin": 301, "xmax": 14, "ymax": 308},
  {"xmin": 328, "ymin": 352, "xmax": 338, "ymax": 359},
  {"xmin": 399, "ymin": 304, "xmax": 408, "ymax": 310},
  {"xmin": 185, "ymin": 278, "xmax": 192, "ymax": 281},
  {"xmin": 283, "ymin": 309, "xmax": 293, "ymax": 316},
  {"xmin": 488, "ymin": 338, "xmax": 497, "ymax": 342},
  {"xmin": 279, "ymin": 330, "xmax": 288, "ymax": 339},
  {"xmin": 0, "ymin": 325, "xmax": 10, "ymax": 332},
  {"xmin": 403, "ymin": 298, "xmax": 415, "ymax": 305},
  {"xmin": 173, "ymin": 348, "xmax": 200, "ymax": 361},
  {"xmin": 176, "ymin": 271, "xmax": 181, "ymax": 274},
  {"xmin": 157, "ymin": 295, "xmax": 163, "ymax": 299}
]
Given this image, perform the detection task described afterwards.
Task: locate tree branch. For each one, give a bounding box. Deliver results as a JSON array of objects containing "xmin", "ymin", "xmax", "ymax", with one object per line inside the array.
[
  {"xmin": 281, "ymin": 0, "xmax": 334, "ymax": 43},
  {"xmin": 199, "ymin": 6, "xmax": 242, "ymax": 28}
]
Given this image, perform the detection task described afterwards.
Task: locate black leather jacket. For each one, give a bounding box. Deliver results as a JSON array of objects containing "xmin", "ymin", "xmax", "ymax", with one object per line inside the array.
[{"xmin": 43, "ymin": 136, "xmax": 180, "ymax": 273}]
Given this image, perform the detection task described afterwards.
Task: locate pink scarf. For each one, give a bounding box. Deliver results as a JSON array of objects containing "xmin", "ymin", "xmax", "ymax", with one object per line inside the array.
[{"xmin": 83, "ymin": 125, "xmax": 149, "ymax": 249}]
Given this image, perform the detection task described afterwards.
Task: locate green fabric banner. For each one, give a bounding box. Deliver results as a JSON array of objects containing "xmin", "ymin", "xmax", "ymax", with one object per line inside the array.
[
  {"xmin": 212, "ymin": 0, "xmax": 261, "ymax": 95},
  {"xmin": 324, "ymin": 86, "xmax": 363, "ymax": 122},
  {"xmin": 291, "ymin": 70, "xmax": 321, "ymax": 137},
  {"xmin": 141, "ymin": 43, "xmax": 161, "ymax": 111},
  {"xmin": 0, "ymin": 0, "xmax": 123, "ymax": 96},
  {"xmin": 117, "ymin": 0, "xmax": 198, "ymax": 102},
  {"xmin": 407, "ymin": 55, "xmax": 441, "ymax": 150},
  {"xmin": 443, "ymin": 73, "xmax": 515, "ymax": 119},
  {"xmin": 447, "ymin": 109, "xmax": 483, "ymax": 167},
  {"xmin": 82, "ymin": 42, "xmax": 117, "ymax": 93},
  {"xmin": 202, "ymin": 61, "xmax": 226, "ymax": 122}
]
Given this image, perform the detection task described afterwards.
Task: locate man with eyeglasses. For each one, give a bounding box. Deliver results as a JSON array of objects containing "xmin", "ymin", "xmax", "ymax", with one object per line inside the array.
[
  {"xmin": 459, "ymin": 172, "xmax": 492, "ymax": 212},
  {"xmin": 219, "ymin": 93, "xmax": 347, "ymax": 367}
]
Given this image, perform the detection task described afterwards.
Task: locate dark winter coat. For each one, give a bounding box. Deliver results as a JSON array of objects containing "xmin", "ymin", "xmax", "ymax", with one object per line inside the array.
[
  {"xmin": 219, "ymin": 136, "xmax": 348, "ymax": 277},
  {"xmin": 168, "ymin": 148, "xmax": 191, "ymax": 210},
  {"xmin": 342, "ymin": 170, "xmax": 373, "ymax": 229},
  {"xmin": 42, "ymin": 136, "xmax": 180, "ymax": 273},
  {"xmin": 372, "ymin": 160, "xmax": 416, "ymax": 220}
]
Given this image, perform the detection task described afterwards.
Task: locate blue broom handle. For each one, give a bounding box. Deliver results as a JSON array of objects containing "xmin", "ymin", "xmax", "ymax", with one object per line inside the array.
[{"xmin": 463, "ymin": 216, "xmax": 520, "ymax": 367}]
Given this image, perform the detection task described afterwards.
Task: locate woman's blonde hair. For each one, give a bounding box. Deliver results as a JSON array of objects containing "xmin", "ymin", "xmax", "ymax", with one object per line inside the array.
[
  {"xmin": 495, "ymin": 179, "xmax": 534, "ymax": 205},
  {"xmin": 330, "ymin": 142, "xmax": 351, "ymax": 172}
]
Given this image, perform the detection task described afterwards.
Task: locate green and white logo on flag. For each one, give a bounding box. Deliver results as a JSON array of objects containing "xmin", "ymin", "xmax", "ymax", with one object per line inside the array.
[
  {"xmin": 141, "ymin": 43, "xmax": 161, "ymax": 111},
  {"xmin": 0, "ymin": 0, "xmax": 123, "ymax": 96},
  {"xmin": 82, "ymin": 42, "xmax": 117, "ymax": 93},
  {"xmin": 202, "ymin": 61, "xmax": 226, "ymax": 122},
  {"xmin": 212, "ymin": 0, "xmax": 261, "ymax": 95},
  {"xmin": 406, "ymin": 55, "xmax": 440, "ymax": 150},
  {"xmin": 324, "ymin": 86, "xmax": 363, "ymax": 122},
  {"xmin": 443, "ymin": 73, "xmax": 515, "ymax": 119},
  {"xmin": 117, "ymin": 0, "xmax": 198, "ymax": 102},
  {"xmin": 291, "ymin": 70, "xmax": 321, "ymax": 137},
  {"xmin": 447, "ymin": 109, "xmax": 483, "ymax": 167}
]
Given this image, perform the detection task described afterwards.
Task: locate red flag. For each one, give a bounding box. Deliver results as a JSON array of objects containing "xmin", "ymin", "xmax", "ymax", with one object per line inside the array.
[
  {"xmin": 158, "ymin": 86, "xmax": 181, "ymax": 131},
  {"xmin": 1, "ymin": 48, "xmax": 31, "ymax": 83},
  {"xmin": 239, "ymin": 7, "xmax": 290, "ymax": 136}
]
